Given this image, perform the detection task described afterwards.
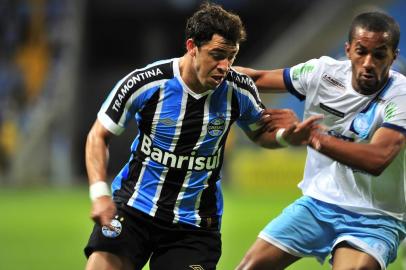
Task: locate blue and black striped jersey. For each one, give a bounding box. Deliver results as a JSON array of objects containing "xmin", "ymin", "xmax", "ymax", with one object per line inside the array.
[{"xmin": 97, "ymin": 58, "xmax": 264, "ymax": 229}]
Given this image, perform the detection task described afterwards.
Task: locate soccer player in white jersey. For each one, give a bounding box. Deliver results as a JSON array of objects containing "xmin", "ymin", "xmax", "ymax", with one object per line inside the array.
[
  {"xmin": 235, "ymin": 11, "xmax": 406, "ymax": 270},
  {"xmin": 83, "ymin": 3, "xmax": 320, "ymax": 270}
]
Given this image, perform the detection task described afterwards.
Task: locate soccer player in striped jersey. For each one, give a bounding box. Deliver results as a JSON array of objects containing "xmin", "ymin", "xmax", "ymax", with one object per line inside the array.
[
  {"xmin": 236, "ymin": 11, "xmax": 406, "ymax": 270},
  {"xmin": 83, "ymin": 3, "xmax": 319, "ymax": 270}
]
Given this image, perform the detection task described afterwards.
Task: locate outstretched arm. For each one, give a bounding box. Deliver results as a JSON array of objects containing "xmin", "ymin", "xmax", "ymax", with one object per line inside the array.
[
  {"xmin": 234, "ymin": 67, "xmax": 287, "ymax": 93},
  {"xmin": 86, "ymin": 119, "xmax": 116, "ymax": 227},
  {"xmin": 245, "ymin": 109, "xmax": 323, "ymax": 149},
  {"xmin": 309, "ymin": 127, "xmax": 405, "ymax": 176}
]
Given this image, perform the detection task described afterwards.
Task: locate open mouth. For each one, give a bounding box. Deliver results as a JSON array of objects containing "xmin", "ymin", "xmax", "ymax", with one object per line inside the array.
[
  {"xmin": 360, "ymin": 73, "xmax": 376, "ymax": 81},
  {"xmin": 211, "ymin": 75, "xmax": 224, "ymax": 84},
  {"xmin": 361, "ymin": 73, "xmax": 376, "ymax": 84}
]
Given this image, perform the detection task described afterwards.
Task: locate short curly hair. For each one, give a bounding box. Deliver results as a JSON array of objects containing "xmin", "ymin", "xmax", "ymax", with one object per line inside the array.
[
  {"xmin": 185, "ymin": 2, "xmax": 246, "ymax": 47},
  {"xmin": 349, "ymin": 11, "xmax": 400, "ymax": 51}
]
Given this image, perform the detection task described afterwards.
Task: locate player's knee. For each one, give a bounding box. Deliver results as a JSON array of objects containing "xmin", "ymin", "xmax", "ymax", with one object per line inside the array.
[
  {"xmin": 236, "ymin": 253, "xmax": 281, "ymax": 270},
  {"xmin": 332, "ymin": 259, "xmax": 381, "ymax": 270},
  {"xmin": 86, "ymin": 251, "xmax": 132, "ymax": 270},
  {"xmin": 236, "ymin": 251, "xmax": 263, "ymax": 270},
  {"xmin": 333, "ymin": 266, "xmax": 379, "ymax": 270}
]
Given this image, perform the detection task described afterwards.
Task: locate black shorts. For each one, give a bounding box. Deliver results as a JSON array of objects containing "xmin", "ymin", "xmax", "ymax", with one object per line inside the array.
[{"xmin": 84, "ymin": 203, "xmax": 222, "ymax": 270}]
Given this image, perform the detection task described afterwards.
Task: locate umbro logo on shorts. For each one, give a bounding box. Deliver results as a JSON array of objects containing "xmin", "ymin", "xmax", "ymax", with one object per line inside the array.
[{"xmin": 189, "ymin": 265, "xmax": 204, "ymax": 270}]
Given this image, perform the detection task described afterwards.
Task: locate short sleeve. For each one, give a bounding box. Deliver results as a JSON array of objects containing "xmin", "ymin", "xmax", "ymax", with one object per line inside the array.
[
  {"xmin": 382, "ymin": 95, "xmax": 406, "ymax": 135},
  {"xmin": 97, "ymin": 70, "xmax": 153, "ymax": 135},
  {"xmin": 235, "ymin": 88, "xmax": 264, "ymax": 133},
  {"xmin": 283, "ymin": 58, "xmax": 322, "ymax": 101}
]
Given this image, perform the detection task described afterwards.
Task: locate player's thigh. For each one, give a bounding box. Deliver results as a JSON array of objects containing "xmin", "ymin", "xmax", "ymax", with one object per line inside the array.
[
  {"xmin": 84, "ymin": 205, "xmax": 152, "ymax": 269},
  {"xmin": 237, "ymin": 238, "xmax": 300, "ymax": 270},
  {"xmin": 149, "ymin": 230, "xmax": 221, "ymax": 270},
  {"xmin": 86, "ymin": 251, "xmax": 133, "ymax": 270},
  {"xmin": 259, "ymin": 196, "xmax": 335, "ymax": 262},
  {"xmin": 332, "ymin": 242, "xmax": 380, "ymax": 270}
]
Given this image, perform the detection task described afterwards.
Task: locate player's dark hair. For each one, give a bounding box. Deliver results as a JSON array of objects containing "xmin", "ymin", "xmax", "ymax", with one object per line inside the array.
[
  {"xmin": 348, "ymin": 11, "xmax": 400, "ymax": 51},
  {"xmin": 185, "ymin": 2, "xmax": 246, "ymax": 47}
]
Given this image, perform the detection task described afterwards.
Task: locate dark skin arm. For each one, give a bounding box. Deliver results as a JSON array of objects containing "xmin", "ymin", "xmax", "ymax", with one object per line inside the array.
[
  {"xmin": 234, "ymin": 67, "xmax": 286, "ymax": 93},
  {"xmin": 310, "ymin": 127, "xmax": 405, "ymax": 176},
  {"xmin": 236, "ymin": 67, "xmax": 405, "ymax": 176},
  {"xmin": 245, "ymin": 109, "xmax": 322, "ymax": 148},
  {"xmin": 85, "ymin": 119, "xmax": 116, "ymax": 227}
]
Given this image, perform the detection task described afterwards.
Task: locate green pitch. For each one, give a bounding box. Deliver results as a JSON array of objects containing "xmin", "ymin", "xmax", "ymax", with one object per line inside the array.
[
  {"xmin": 0, "ymin": 187, "xmax": 403, "ymax": 269},
  {"xmin": 0, "ymin": 149, "xmax": 403, "ymax": 269}
]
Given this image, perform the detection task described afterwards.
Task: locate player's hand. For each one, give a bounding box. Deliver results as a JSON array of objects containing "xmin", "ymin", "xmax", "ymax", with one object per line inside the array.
[
  {"xmin": 90, "ymin": 196, "xmax": 116, "ymax": 229},
  {"xmin": 284, "ymin": 115, "xmax": 324, "ymax": 146},
  {"xmin": 308, "ymin": 125, "xmax": 329, "ymax": 151},
  {"xmin": 260, "ymin": 109, "xmax": 299, "ymax": 132}
]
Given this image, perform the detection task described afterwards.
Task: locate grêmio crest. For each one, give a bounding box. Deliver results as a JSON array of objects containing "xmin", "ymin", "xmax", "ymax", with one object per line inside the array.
[{"xmin": 208, "ymin": 117, "xmax": 225, "ymax": 137}]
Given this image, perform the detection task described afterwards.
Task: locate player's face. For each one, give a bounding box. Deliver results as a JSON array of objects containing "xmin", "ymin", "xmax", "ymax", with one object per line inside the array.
[
  {"xmin": 346, "ymin": 27, "xmax": 397, "ymax": 95},
  {"xmin": 191, "ymin": 34, "xmax": 239, "ymax": 91}
]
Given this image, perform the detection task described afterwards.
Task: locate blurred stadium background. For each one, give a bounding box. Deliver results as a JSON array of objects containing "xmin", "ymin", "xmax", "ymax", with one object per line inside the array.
[{"xmin": 1, "ymin": 0, "xmax": 406, "ymax": 269}]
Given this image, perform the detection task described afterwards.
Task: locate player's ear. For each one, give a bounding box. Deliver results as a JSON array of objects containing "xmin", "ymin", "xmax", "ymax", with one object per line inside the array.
[
  {"xmin": 345, "ymin": 42, "xmax": 351, "ymax": 59},
  {"xmin": 186, "ymin": 39, "xmax": 197, "ymax": 56},
  {"xmin": 393, "ymin": 48, "xmax": 399, "ymax": 61}
]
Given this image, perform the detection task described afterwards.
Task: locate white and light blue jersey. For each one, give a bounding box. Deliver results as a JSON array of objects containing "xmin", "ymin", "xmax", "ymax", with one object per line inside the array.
[
  {"xmin": 284, "ymin": 56, "xmax": 406, "ymax": 221},
  {"xmin": 97, "ymin": 58, "xmax": 264, "ymax": 229}
]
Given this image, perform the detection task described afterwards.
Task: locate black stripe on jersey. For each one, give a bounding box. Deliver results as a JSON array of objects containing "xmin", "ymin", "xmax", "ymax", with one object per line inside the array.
[
  {"xmin": 230, "ymin": 89, "xmax": 241, "ymax": 123},
  {"xmin": 320, "ymin": 103, "xmax": 345, "ymax": 118},
  {"xmin": 198, "ymin": 91, "xmax": 239, "ymax": 228},
  {"xmin": 197, "ymin": 134, "xmax": 225, "ymax": 229},
  {"xmin": 227, "ymin": 69, "xmax": 262, "ymax": 106},
  {"xmin": 154, "ymin": 94, "xmax": 208, "ymax": 222},
  {"xmin": 138, "ymin": 89, "xmax": 161, "ymax": 133},
  {"xmin": 113, "ymin": 90, "xmax": 160, "ymax": 202},
  {"xmin": 106, "ymin": 61, "xmax": 173, "ymax": 123},
  {"xmin": 112, "ymin": 153, "xmax": 145, "ymax": 203}
]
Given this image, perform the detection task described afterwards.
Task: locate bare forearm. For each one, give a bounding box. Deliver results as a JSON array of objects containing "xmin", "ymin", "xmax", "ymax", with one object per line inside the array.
[
  {"xmin": 313, "ymin": 132, "xmax": 404, "ymax": 176},
  {"xmin": 85, "ymin": 131, "xmax": 109, "ymax": 184},
  {"xmin": 254, "ymin": 130, "xmax": 282, "ymax": 149},
  {"xmin": 255, "ymin": 69, "xmax": 286, "ymax": 92},
  {"xmin": 249, "ymin": 113, "xmax": 323, "ymax": 149},
  {"xmin": 234, "ymin": 67, "xmax": 287, "ymax": 92}
]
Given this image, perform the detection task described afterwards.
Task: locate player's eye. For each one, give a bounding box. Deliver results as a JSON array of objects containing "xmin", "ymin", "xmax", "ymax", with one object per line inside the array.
[
  {"xmin": 211, "ymin": 52, "xmax": 226, "ymax": 61},
  {"xmin": 355, "ymin": 49, "xmax": 366, "ymax": 55},
  {"xmin": 373, "ymin": 52, "xmax": 386, "ymax": 60}
]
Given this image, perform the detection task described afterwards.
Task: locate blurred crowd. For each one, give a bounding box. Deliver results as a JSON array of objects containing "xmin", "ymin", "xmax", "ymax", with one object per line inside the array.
[
  {"xmin": 0, "ymin": 0, "xmax": 67, "ymax": 176},
  {"xmin": 1, "ymin": 0, "xmax": 405, "ymax": 184}
]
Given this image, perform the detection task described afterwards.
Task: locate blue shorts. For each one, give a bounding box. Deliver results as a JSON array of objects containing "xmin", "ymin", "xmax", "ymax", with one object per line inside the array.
[{"xmin": 259, "ymin": 196, "xmax": 406, "ymax": 269}]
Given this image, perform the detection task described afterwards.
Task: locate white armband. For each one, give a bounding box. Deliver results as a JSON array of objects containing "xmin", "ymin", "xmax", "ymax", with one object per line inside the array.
[
  {"xmin": 275, "ymin": 128, "xmax": 289, "ymax": 147},
  {"xmin": 89, "ymin": 181, "xmax": 111, "ymax": 201}
]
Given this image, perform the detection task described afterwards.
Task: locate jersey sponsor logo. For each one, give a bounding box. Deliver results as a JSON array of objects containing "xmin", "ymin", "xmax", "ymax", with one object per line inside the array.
[
  {"xmin": 140, "ymin": 134, "xmax": 222, "ymax": 171},
  {"xmin": 208, "ymin": 117, "xmax": 225, "ymax": 137},
  {"xmin": 101, "ymin": 216, "xmax": 123, "ymax": 238},
  {"xmin": 227, "ymin": 70, "xmax": 257, "ymax": 94},
  {"xmin": 320, "ymin": 103, "xmax": 345, "ymax": 118},
  {"xmin": 292, "ymin": 63, "xmax": 314, "ymax": 81},
  {"xmin": 105, "ymin": 62, "xmax": 173, "ymax": 123},
  {"xmin": 384, "ymin": 102, "xmax": 397, "ymax": 121},
  {"xmin": 322, "ymin": 73, "xmax": 345, "ymax": 89},
  {"xmin": 233, "ymin": 73, "xmax": 256, "ymax": 89},
  {"xmin": 111, "ymin": 68, "xmax": 164, "ymax": 113}
]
